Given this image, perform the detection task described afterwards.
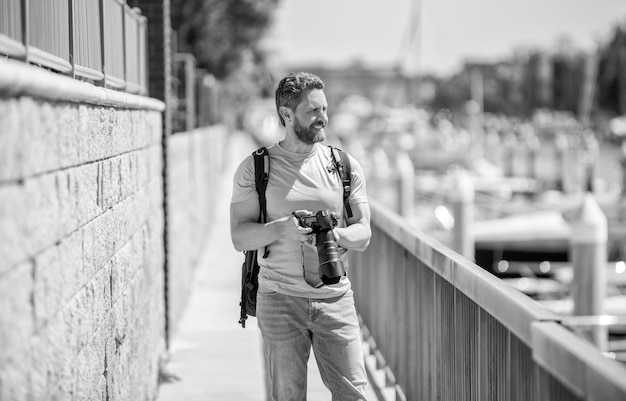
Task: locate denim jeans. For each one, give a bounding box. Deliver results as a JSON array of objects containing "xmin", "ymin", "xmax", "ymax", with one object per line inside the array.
[{"xmin": 257, "ymin": 289, "xmax": 369, "ymax": 401}]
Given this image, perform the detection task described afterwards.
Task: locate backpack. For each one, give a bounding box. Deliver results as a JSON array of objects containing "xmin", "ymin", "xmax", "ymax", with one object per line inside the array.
[{"xmin": 238, "ymin": 145, "xmax": 353, "ymax": 328}]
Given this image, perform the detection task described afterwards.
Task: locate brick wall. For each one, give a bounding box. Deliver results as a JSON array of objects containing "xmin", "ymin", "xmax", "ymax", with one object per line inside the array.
[
  {"xmin": 166, "ymin": 127, "xmax": 226, "ymax": 337},
  {"xmin": 0, "ymin": 61, "xmax": 166, "ymax": 400}
]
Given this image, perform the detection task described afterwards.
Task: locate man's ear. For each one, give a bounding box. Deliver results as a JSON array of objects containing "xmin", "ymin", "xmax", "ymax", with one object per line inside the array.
[{"xmin": 279, "ymin": 106, "xmax": 292, "ymax": 124}]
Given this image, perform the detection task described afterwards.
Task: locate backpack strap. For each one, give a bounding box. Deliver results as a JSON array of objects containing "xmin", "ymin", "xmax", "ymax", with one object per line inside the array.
[
  {"xmin": 253, "ymin": 147, "xmax": 270, "ymax": 258},
  {"xmin": 329, "ymin": 146, "xmax": 353, "ymax": 219}
]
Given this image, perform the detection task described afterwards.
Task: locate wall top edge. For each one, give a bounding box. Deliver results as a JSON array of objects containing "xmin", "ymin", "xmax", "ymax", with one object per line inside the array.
[{"xmin": 0, "ymin": 58, "xmax": 165, "ymax": 112}]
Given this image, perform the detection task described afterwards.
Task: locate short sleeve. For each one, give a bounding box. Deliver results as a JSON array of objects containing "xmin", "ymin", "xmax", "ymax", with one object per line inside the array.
[{"xmin": 230, "ymin": 155, "xmax": 258, "ymax": 204}]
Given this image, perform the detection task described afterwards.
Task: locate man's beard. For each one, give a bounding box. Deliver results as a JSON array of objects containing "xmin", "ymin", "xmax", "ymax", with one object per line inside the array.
[{"xmin": 293, "ymin": 118, "xmax": 325, "ymax": 145}]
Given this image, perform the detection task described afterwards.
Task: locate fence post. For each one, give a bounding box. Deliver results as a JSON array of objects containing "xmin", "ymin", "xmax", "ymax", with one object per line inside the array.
[
  {"xmin": 450, "ymin": 169, "xmax": 475, "ymax": 261},
  {"xmin": 569, "ymin": 193, "xmax": 607, "ymax": 350},
  {"xmin": 395, "ymin": 151, "xmax": 414, "ymax": 219}
]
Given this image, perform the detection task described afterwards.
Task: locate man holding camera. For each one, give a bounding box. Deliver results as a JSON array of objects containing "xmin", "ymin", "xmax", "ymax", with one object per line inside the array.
[{"xmin": 230, "ymin": 71, "xmax": 371, "ymax": 400}]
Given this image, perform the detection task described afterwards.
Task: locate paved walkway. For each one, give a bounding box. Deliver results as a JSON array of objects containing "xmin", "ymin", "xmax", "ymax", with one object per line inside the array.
[{"xmin": 156, "ymin": 133, "xmax": 377, "ymax": 400}]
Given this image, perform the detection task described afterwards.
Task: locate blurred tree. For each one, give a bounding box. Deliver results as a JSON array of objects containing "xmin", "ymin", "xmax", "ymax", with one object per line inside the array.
[
  {"xmin": 170, "ymin": 0, "xmax": 281, "ymax": 128},
  {"xmin": 171, "ymin": 0, "xmax": 280, "ymax": 81},
  {"xmin": 548, "ymin": 36, "xmax": 586, "ymax": 115},
  {"xmin": 522, "ymin": 51, "xmax": 553, "ymax": 113},
  {"xmin": 550, "ymin": 55, "xmax": 584, "ymax": 113},
  {"xmin": 430, "ymin": 72, "xmax": 470, "ymax": 115},
  {"xmin": 596, "ymin": 24, "xmax": 626, "ymax": 116}
]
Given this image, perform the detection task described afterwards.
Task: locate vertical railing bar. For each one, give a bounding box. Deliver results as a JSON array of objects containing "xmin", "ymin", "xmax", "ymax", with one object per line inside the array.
[
  {"xmin": 50, "ymin": 0, "xmax": 53, "ymax": 54},
  {"xmin": 68, "ymin": 0, "xmax": 75, "ymax": 78},
  {"xmin": 23, "ymin": 0, "xmax": 29, "ymax": 63},
  {"xmin": 21, "ymin": 0, "xmax": 28, "ymax": 62},
  {"xmin": 141, "ymin": 17, "xmax": 150, "ymax": 96},
  {"xmin": 137, "ymin": 11, "xmax": 141, "ymax": 92},
  {"xmin": 99, "ymin": 0, "xmax": 105, "ymax": 86},
  {"xmin": 122, "ymin": 1, "xmax": 127, "ymax": 86},
  {"xmin": 135, "ymin": 10, "xmax": 140, "ymax": 91},
  {"xmin": 433, "ymin": 272, "xmax": 440, "ymax": 400},
  {"xmin": 505, "ymin": 329, "xmax": 511, "ymax": 401}
]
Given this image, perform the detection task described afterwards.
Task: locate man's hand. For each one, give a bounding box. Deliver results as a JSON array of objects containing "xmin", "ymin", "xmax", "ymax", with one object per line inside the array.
[{"xmin": 283, "ymin": 210, "xmax": 314, "ymax": 244}]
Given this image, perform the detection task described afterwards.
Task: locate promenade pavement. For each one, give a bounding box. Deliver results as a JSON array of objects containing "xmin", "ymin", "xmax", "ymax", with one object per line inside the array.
[{"xmin": 156, "ymin": 133, "xmax": 376, "ymax": 401}]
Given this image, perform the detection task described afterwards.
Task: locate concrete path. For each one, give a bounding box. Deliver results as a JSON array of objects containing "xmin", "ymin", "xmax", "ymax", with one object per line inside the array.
[{"xmin": 156, "ymin": 133, "xmax": 377, "ymax": 400}]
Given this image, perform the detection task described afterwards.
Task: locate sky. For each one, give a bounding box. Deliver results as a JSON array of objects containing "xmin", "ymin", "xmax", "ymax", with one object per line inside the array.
[{"xmin": 263, "ymin": 0, "xmax": 626, "ymax": 76}]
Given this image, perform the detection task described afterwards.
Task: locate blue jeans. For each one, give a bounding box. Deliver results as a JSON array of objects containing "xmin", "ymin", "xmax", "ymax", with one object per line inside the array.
[{"xmin": 257, "ymin": 289, "xmax": 369, "ymax": 401}]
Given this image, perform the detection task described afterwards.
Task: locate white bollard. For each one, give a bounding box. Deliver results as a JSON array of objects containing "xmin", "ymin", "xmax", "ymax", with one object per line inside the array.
[
  {"xmin": 569, "ymin": 193, "xmax": 608, "ymax": 350},
  {"xmin": 450, "ymin": 169, "xmax": 475, "ymax": 261}
]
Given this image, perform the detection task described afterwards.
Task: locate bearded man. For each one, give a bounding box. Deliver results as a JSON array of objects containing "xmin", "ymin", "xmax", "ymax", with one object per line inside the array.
[{"xmin": 230, "ymin": 71, "xmax": 371, "ymax": 400}]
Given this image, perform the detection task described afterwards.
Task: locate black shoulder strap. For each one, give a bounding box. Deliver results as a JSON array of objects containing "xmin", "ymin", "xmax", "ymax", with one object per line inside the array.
[
  {"xmin": 253, "ymin": 147, "xmax": 270, "ymax": 257},
  {"xmin": 329, "ymin": 146, "xmax": 353, "ymax": 219}
]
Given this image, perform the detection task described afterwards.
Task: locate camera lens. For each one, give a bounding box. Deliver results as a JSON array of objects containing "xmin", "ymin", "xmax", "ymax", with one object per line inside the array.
[{"xmin": 316, "ymin": 230, "xmax": 345, "ymax": 284}]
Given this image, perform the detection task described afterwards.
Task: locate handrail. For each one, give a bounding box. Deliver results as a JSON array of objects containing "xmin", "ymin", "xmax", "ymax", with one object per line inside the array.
[
  {"xmin": 533, "ymin": 321, "xmax": 626, "ymax": 399},
  {"xmin": 0, "ymin": 0, "xmax": 148, "ymax": 95},
  {"xmin": 0, "ymin": 58, "xmax": 164, "ymax": 111},
  {"xmin": 367, "ymin": 199, "xmax": 558, "ymax": 343},
  {"xmin": 350, "ymin": 199, "xmax": 626, "ymax": 400}
]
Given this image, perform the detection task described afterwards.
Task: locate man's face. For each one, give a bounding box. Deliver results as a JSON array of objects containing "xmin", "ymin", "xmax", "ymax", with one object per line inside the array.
[{"xmin": 292, "ymin": 89, "xmax": 328, "ymax": 145}]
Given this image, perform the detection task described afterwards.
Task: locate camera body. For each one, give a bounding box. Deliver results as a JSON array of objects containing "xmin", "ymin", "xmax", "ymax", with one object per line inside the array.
[{"xmin": 297, "ymin": 210, "xmax": 346, "ymax": 285}]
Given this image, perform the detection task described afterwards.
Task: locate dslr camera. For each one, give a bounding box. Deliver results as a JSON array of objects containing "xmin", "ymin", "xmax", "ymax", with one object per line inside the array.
[{"xmin": 297, "ymin": 210, "xmax": 346, "ymax": 285}]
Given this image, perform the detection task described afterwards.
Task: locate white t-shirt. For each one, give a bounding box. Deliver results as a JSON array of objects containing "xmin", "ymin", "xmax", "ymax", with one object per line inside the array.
[{"xmin": 231, "ymin": 142, "xmax": 368, "ymax": 298}]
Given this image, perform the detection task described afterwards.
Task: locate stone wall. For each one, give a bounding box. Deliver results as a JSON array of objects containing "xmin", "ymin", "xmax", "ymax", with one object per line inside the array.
[
  {"xmin": 0, "ymin": 60, "xmax": 167, "ymax": 400},
  {"xmin": 166, "ymin": 126, "xmax": 227, "ymax": 337}
]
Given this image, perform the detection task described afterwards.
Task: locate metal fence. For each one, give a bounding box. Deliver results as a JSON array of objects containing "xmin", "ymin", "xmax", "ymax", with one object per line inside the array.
[
  {"xmin": 172, "ymin": 53, "xmax": 197, "ymax": 133},
  {"xmin": 350, "ymin": 200, "xmax": 626, "ymax": 400},
  {"xmin": 172, "ymin": 53, "xmax": 221, "ymax": 133},
  {"xmin": 0, "ymin": 0, "xmax": 148, "ymax": 95}
]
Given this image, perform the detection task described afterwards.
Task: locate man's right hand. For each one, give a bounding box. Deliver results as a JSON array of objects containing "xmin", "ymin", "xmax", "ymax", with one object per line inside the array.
[{"xmin": 280, "ymin": 210, "xmax": 313, "ymax": 244}]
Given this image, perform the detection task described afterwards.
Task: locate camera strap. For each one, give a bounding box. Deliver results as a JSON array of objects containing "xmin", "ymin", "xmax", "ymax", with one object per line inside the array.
[
  {"xmin": 253, "ymin": 147, "xmax": 270, "ymax": 258},
  {"xmin": 329, "ymin": 146, "xmax": 353, "ymax": 219}
]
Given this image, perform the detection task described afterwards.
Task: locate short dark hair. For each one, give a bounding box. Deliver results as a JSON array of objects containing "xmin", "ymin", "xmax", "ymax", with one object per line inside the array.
[{"xmin": 275, "ymin": 72, "xmax": 325, "ymax": 126}]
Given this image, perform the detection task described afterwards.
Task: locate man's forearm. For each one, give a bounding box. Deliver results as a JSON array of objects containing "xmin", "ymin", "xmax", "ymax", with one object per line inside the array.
[
  {"xmin": 335, "ymin": 223, "xmax": 371, "ymax": 252},
  {"xmin": 231, "ymin": 220, "xmax": 283, "ymax": 252}
]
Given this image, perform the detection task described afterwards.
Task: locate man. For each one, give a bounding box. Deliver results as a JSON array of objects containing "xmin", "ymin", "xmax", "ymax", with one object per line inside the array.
[{"xmin": 230, "ymin": 71, "xmax": 371, "ymax": 400}]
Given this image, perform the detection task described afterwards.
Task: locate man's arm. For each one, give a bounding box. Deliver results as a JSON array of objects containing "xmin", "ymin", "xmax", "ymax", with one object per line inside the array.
[
  {"xmin": 334, "ymin": 202, "xmax": 371, "ymax": 252},
  {"xmin": 230, "ymin": 198, "xmax": 313, "ymax": 252}
]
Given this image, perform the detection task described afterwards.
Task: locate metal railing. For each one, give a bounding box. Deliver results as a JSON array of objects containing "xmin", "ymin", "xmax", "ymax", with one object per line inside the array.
[
  {"xmin": 123, "ymin": 3, "xmax": 146, "ymax": 93},
  {"xmin": 28, "ymin": 0, "xmax": 72, "ymax": 72},
  {"xmin": 196, "ymin": 70, "xmax": 219, "ymax": 127},
  {"xmin": 0, "ymin": 0, "xmax": 148, "ymax": 95},
  {"xmin": 102, "ymin": 0, "xmax": 125, "ymax": 88},
  {"xmin": 0, "ymin": 0, "xmax": 24, "ymax": 57},
  {"xmin": 172, "ymin": 53, "xmax": 220, "ymax": 133},
  {"xmin": 172, "ymin": 53, "xmax": 197, "ymax": 133},
  {"xmin": 73, "ymin": 0, "xmax": 103, "ymax": 80},
  {"xmin": 350, "ymin": 200, "xmax": 626, "ymax": 400}
]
